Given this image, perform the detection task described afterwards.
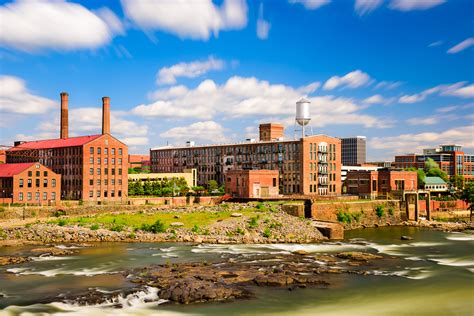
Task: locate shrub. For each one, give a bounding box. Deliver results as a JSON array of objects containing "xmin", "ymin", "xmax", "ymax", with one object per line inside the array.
[
  {"xmin": 263, "ymin": 228, "xmax": 271, "ymax": 238},
  {"xmin": 191, "ymin": 224, "xmax": 200, "ymax": 233},
  {"xmin": 128, "ymin": 233, "xmax": 136, "ymax": 239},
  {"xmin": 0, "ymin": 228, "xmax": 7, "ymax": 239},
  {"xmin": 388, "ymin": 207, "xmax": 394, "ymax": 216},
  {"xmin": 141, "ymin": 219, "xmax": 166, "ymax": 233},
  {"xmin": 256, "ymin": 202, "xmax": 265, "ymax": 210},
  {"xmin": 336, "ymin": 211, "xmax": 352, "ymax": 224},
  {"xmin": 57, "ymin": 219, "xmax": 67, "ymax": 226},
  {"xmin": 249, "ymin": 216, "xmax": 259, "ymax": 228},
  {"xmin": 235, "ymin": 227, "xmax": 245, "ymax": 235},
  {"xmin": 351, "ymin": 212, "xmax": 362, "ymax": 222},
  {"xmin": 269, "ymin": 222, "xmax": 282, "ymax": 229},
  {"xmin": 90, "ymin": 224, "xmax": 100, "ymax": 230},
  {"xmin": 110, "ymin": 224, "xmax": 124, "ymax": 232},
  {"xmin": 53, "ymin": 210, "xmax": 66, "ymax": 217},
  {"xmin": 375, "ymin": 205, "xmax": 385, "ymax": 218}
]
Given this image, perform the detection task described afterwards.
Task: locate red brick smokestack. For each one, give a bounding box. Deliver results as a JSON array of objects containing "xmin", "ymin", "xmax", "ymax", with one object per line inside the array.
[
  {"xmin": 60, "ymin": 92, "xmax": 69, "ymax": 139},
  {"xmin": 102, "ymin": 96, "xmax": 110, "ymax": 135}
]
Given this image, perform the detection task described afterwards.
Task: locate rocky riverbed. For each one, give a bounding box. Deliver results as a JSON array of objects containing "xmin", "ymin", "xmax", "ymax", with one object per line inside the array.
[{"xmin": 49, "ymin": 250, "xmax": 387, "ymax": 306}]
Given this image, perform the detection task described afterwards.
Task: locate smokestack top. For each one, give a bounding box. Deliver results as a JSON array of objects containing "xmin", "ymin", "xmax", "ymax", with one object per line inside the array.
[
  {"xmin": 102, "ymin": 96, "xmax": 111, "ymax": 135},
  {"xmin": 60, "ymin": 92, "xmax": 69, "ymax": 139}
]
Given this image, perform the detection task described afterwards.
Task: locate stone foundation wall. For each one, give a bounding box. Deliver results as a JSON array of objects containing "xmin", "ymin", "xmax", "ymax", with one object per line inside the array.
[
  {"xmin": 281, "ymin": 204, "xmax": 305, "ymax": 218},
  {"xmin": 311, "ymin": 200, "xmax": 405, "ymax": 229}
]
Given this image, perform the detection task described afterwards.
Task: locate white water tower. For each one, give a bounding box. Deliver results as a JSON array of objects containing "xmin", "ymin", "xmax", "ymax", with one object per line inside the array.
[{"xmin": 295, "ymin": 97, "xmax": 311, "ymax": 138}]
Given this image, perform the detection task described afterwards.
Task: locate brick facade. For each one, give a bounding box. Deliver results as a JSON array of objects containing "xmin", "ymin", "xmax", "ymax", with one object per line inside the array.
[
  {"xmin": 151, "ymin": 125, "xmax": 342, "ymax": 197},
  {"xmin": 345, "ymin": 170, "xmax": 417, "ymax": 198},
  {"xmin": 0, "ymin": 163, "xmax": 61, "ymax": 205},
  {"xmin": 225, "ymin": 169, "xmax": 279, "ymax": 198}
]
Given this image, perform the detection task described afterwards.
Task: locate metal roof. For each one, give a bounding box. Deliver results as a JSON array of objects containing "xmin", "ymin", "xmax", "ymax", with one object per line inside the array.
[
  {"xmin": 424, "ymin": 177, "xmax": 447, "ymax": 185},
  {"xmin": 7, "ymin": 135, "xmax": 103, "ymax": 151},
  {"xmin": 0, "ymin": 163, "xmax": 35, "ymax": 177}
]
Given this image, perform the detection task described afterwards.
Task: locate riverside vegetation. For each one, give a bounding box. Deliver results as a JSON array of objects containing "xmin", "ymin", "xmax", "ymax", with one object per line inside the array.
[{"xmin": 0, "ymin": 202, "xmax": 325, "ymax": 245}]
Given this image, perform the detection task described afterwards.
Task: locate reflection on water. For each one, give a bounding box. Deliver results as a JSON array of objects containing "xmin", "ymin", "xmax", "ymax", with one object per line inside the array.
[{"xmin": 0, "ymin": 227, "xmax": 473, "ymax": 315}]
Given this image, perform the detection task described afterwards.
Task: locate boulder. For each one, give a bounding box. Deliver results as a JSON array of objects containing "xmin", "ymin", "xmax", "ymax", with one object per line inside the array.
[
  {"xmin": 231, "ymin": 213, "xmax": 243, "ymax": 217},
  {"xmin": 400, "ymin": 236, "xmax": 413, "ymax": 240},
  {"xmin": 336, "ymin": 252, "xmax": 383, "ymax": 261}
]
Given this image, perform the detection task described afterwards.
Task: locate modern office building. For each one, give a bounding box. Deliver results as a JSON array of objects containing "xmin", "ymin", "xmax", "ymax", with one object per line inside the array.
[
  {"xmin": 6, "ymin": 93, "xmax": 128, "ymax": 202},
  {"xmin": 394, "ymin": 144, "xmax": 474, "ymax": 179},
  {"xmin": 151, "ymin": 123, "xmax": 342, "ymax": 196},
  {"xmin": 0, "ymin": 162, "xmax": 61, "ymax": 205},
  {"xmin": 341, "ymin": 136, "xmax": 366, "ymax": 166}
]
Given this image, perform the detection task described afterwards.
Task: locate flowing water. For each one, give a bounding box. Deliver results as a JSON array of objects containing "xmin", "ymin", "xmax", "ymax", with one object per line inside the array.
[{"xmin": 0, "ymin": 227, "xmax": 473, "ymax": 315}]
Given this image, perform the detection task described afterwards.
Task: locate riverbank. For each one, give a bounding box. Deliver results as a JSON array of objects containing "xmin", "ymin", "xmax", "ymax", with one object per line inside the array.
[{"xmin": 0, "ymin": 203, "xmax": 326, "ymax": 246}]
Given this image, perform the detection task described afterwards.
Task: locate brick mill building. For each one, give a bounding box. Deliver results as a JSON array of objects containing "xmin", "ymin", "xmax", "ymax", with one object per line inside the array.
[
  {"xmin": 0, "ymin": 162, "xmax": 61, "ymax": 205},
  {"xmin": 394, "ymin": 145, "xmax": 474, "ymax": 180},
  {"xmin": 225, "ymin": 169, "xmax": 280, "ymax": 198},
  {"xmin": 151, "ymin": 123, "xmax": 341, "ymax": 196},
  {"xmin": 6, "ymin": 93, "xmax": 128, "ymax": 202},
  {"xmin": 345, "ymin": 169, "xmax": 418, "ymax": 199}
]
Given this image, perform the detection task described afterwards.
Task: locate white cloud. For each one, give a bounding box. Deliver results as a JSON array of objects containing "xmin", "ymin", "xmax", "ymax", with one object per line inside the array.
[
  {"xmin": 389, "ymin": 0, "xmax": 445, "ymax": 11},
  {"xmin": 428, "ymin": 40, "xmax": 443, "ymax": 47},
  {"xmin": 447, "ymin": 38, "xmax": 474, "ymax": 54},
  {"xmin": 406, "ymin": 114, "xmax": 458, "ymax": 126},
  {"xmin": 289, "ymin": 0, "xmax": 331, "ymax": 10},
  {"xmin": 355, "ymin": 0, "xmax": 383, "ymax": 16},
  {"xmin": 160, "ymin": 121, "xmax": 228, "ymax": 144},
  {"xmin": 370, "ymin": 126, "xmax": 474, "ymax": 155},
  {"xmin": 363, "ymin": 94, "xmax": 393, "ymax": 105},
  {"xmin": 436, "ymin": 105, "xmax": 458, "ymax": 113},
  {"xmin": 399, "ymin": 82, "xmax": 474, "ymax": 103},
  {"xmin": 256, "ymin": 3, "xmax": 271, "ymax": 40},
  {"xmin": 156, "ymin": 56, "xmax": 225, "ymax": 85},
  {"xmin": 132, "ymin": 75, "xmax": 387, "ymax": 128},
  {"xmin": 323, "ymin": 70, "xmax": 372, "ymax": 90},
  {"xmin": 121, "ymin": 0, "xmax": 247, "ymax": 40},
  {"xmin": 0, "ymin": 75, "xmax": 57, "ymax": 114},
  {"xmin": 374, "ymin": 81, "xmax": 402, "ymax": 90},
  {"xmin": 0, "ymin": 0, "xmax": 122, "ymax": 51},
  {"xmin": 443, "ymin": 84, "xmax": 474, "ymax": 98}
]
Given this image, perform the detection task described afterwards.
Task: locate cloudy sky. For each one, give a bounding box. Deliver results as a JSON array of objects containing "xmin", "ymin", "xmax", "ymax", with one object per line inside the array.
[{"xmin": 0, "ymin": 0, "xmax": 473, "ymax": 160}]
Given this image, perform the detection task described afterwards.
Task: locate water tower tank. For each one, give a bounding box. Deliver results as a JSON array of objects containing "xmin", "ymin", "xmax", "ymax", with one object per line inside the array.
[{"xmin": 296, "ymin": 97, "xmax": 311, "ymax": 126}]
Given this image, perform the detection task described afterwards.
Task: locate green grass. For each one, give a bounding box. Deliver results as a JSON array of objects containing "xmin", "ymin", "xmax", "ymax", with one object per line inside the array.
[
  {"xmin": 48, "ymin": 208, "xmax": 263, "ymax": 231},
  {"xmin": 336, "ymin": 211, "xmax": 363, "ymax": 224},
  {"xmin": 263, "ymin": 228, "xmax": 271, "ymax": 238},
  {"xmin": 375, "ymin": 205, "xmax": 385, "ymax": 218}
]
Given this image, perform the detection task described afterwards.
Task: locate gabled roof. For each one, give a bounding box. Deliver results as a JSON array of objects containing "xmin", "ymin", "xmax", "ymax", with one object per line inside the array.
[
  {"xmin": 424, "ymin": 177, "xmax": 447, "ymax": 185},
  {"xmin": 7, "ymin": 135, "xmax": 102, "ymax": 151},
  {"xmin": 0, "ymin": 163, "xmax": 35, "ymax": 177}
]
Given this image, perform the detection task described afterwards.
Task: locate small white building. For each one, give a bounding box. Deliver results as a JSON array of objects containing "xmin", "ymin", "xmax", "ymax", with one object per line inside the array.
[{"xmin": 424, "ymin": 177, "xmax": 448, "ymax": 192}]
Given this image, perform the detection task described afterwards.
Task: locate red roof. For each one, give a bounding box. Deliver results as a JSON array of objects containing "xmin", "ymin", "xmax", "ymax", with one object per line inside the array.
[
  {"xmin": 0, "ymin": 163, "xmax": 35, "ymax": 177},
  {"xmin": 8, "ymin": 135, "xmax": 102, "ymax": 151}
]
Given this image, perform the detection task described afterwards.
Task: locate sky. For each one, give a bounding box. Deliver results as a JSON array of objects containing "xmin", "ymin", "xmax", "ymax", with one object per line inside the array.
[{"xmin": 0, "ymin": 0, "xmax": 473, "ymax": 161}]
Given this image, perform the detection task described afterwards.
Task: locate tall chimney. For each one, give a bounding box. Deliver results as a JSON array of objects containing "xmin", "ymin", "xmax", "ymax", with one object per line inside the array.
[
  {"xmin": 60, "ymin": 92, "xmax": 69, "ymax": 139},
  {"xmin": 102, "ymin": 96, "xmax": 110, "ymax": 135}
]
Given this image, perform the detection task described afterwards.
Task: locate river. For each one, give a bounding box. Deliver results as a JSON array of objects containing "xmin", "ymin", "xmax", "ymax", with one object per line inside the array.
[{"xmin": 1, "ymin": 226, "xmax": 473, "ymax": 315}]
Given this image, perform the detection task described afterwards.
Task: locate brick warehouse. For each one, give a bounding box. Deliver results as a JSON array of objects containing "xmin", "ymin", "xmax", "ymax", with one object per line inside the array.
[
  {"xmin": 6, "ymin": 93, "xmax": 128, "ymax": 202},
  {"xmin": 151, "ymin": 124, "xmax": 341, "ymax": 196},
  {"xmin": 0, "ymin": 162, "xmax": 61, "ymax": 205}
]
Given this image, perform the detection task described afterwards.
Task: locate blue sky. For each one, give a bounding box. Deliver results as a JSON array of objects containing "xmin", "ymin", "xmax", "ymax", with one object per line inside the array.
[{"xmin": 0, "ymin": 0, "xmax": 473, "ymax": 160}]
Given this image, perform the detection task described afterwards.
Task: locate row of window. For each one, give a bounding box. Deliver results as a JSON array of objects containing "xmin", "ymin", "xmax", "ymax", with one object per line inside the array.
[
  {"xmin": 89, "ymin": 168, "xmax": 123, "ymax": 176},
  {"xmin": 18, "ymin": 191, "xmax": 56, "ymax": 201},
  {"xmin": 89, "ymin": 147, "xmax": 123, "ymax": 155},
  {"xmin": 19, "ymin": 178, "xmax": 56, "ymax": 188},
  {"xmin": 27, "ymin": 170, "xmax": 48, "ymax": 177},
  {"xmin": 88, "ymin": 157, "xmax": 123, "ymax": 165},
  {"xmin": 88, "ymin": 179, "xmax": 123, "ymax": 186},
  {"xmin": 88, "ymin": 190, "xmax": 123, "ymax": 198}
]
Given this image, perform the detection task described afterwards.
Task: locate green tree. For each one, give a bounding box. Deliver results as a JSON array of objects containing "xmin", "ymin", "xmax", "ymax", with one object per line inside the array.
[
  {"xmin": 460, "ymin": 182, "xmax": 474, "ymax": 221},
  {"xmin": 450, "ymin": 175, "xmax": 465, "ymax": 191},
  {"xmin": 192, "ymin": 186, "xmax": 206, "ymax": 195},
  {"xmin": 143, "ymin": 180, "xmax": 152, "ymax": 195},
  {"xmin": 424, "ymin": 158, "xmax": 448, "ymax": 182},
  {"xmin": 135, "ymin": 181, "xmax": 144, "ymax": 195},
  {"xmin": 128, "ymin": 180, "xmax": 136, "ymax": 195},
  {"xmin": 207, "ymin": 180, "xmax": 219, "ymax": 192},
  {"xmin": 405, "ymin": 167, "xmax": 426, "ymax": 189}
]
